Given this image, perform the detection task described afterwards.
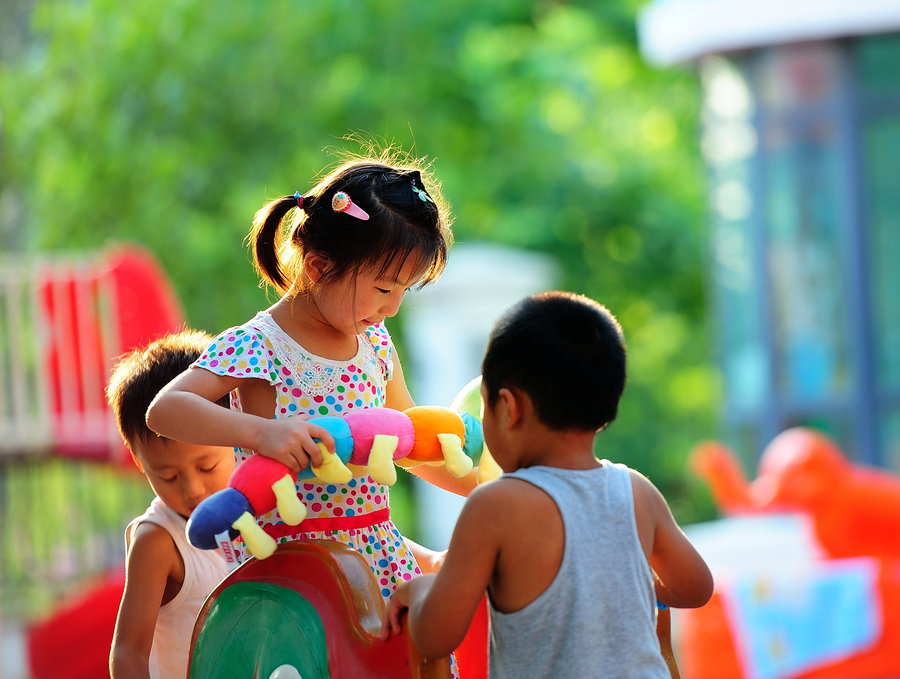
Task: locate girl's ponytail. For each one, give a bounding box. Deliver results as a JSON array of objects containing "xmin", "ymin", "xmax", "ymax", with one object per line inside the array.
[{"xmin": 249, "ymin": 196, "xmax": 295, "ymax": 293}]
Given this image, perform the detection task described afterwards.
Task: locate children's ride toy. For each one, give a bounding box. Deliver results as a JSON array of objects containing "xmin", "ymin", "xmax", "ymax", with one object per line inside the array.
[
  {"xmin": 189, "ymin": 540, "xmax": 452, "ymax": 679},
  {"xmin": 187, "ymin": 404, "xmax": 502, "ymax": 560}
]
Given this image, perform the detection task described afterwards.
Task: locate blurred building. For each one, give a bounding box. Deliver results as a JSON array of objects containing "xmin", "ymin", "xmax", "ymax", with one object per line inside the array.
[{"xmin": 639, "ymin": 0, "xmax": 900, "ymax": 470}]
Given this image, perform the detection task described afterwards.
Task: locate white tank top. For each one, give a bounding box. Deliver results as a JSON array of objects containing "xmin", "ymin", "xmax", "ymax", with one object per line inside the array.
[
  {"xmin": 128, "ymin": 497, "xmax": 228, "ymax": 679},
  {"xmin": 488, "ymin": 461, "xmax": 669, "ymax": 679}
]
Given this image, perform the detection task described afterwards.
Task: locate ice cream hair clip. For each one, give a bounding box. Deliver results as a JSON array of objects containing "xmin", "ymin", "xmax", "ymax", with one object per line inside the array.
[{"xmin": 331, "ymin": 191, "xmax": 370, "ymax": 221}]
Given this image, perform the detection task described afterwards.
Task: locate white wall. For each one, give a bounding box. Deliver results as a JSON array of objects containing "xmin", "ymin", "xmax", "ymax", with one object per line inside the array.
[{"xmin": 402, "ymin": 242, "xmax": 558, "ymax": 548}]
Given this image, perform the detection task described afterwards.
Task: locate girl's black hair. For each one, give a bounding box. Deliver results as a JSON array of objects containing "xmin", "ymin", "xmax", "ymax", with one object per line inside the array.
[
  {"xmin": 481, "ymin": 291, "xmax": 627, "ymax": 432},
  {"xmin": 249, "ymin": 154, "xmax": 453, "ymax": 293}
]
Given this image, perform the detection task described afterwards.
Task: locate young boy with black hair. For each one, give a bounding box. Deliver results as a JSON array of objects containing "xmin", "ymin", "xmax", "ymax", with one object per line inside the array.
[
  {"xmin": 382, "ymin": 291, "xmax": 712, "ymax": 678},
  {"xmin": 107, "ymin": 331, "xmax": 235, "ymax": 679}
]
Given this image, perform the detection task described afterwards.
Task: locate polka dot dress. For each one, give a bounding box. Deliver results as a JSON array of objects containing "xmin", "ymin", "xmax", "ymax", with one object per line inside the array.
[{"xmin": 193, "ymin": 311, "xmax": 421, "ymax": 598}]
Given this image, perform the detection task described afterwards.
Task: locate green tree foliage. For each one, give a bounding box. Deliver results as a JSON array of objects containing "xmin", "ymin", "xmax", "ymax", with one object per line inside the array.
[{"xmin": 1, "ymin": 0, "xmax": 717, "ymax": 523}]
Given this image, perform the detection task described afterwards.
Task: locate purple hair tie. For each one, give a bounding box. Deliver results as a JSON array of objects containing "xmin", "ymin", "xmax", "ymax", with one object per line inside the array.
[{"xmin": 293, "ymin": 191, "xmax": 304, "ymax": 209}]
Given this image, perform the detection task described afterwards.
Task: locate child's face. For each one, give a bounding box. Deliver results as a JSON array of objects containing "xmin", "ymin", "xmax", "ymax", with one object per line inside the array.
[
  {"xmin": 135, "ymin": 439, "xmax": 235, "ymax": 519},
  {"xmin": 316, "ymin": 254, "xmax": 426, "ymax": 335}
]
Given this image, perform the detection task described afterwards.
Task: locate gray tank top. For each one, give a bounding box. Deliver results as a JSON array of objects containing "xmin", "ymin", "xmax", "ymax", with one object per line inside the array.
[{"xmin": 488, "ymin": 461, "xmax": 669, "ymax": 679}]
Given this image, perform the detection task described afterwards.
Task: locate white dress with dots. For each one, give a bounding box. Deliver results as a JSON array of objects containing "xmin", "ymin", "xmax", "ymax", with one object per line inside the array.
[{"xmin": 193, "ymin": 310, "xmax": 421, "ymax": 599}]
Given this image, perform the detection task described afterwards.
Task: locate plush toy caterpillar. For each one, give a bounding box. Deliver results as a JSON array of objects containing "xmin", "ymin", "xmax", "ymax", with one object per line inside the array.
[{"xmin": 188, "ymin": 399, "xmax": 501, "ymax": 560}]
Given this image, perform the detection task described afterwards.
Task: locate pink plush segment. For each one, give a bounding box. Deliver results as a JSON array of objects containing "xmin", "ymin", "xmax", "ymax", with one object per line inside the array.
[{"xmin": 343, "ymin": 408, "xmax": 415, "ymax": 464}]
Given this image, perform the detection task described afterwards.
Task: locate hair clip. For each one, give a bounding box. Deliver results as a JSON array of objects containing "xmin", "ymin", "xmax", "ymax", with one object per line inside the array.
[
  {"xmin": 293, "ymin": 191, "xmax": 305, "ymax": 209},
  {"xmin": 411, "ymin": 183, "xmax": 434, "ymax": 204},
  {"xmin": 331, "ymin": 191, "xmax": 370, "ymax": 221}
]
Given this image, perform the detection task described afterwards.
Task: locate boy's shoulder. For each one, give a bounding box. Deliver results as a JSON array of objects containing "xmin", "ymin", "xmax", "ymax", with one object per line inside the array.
[
  {"xmin": 125, "ymin": 498, "xmax": 181, "ymax": 554},
  {"xmin": 459, "ymin": 475, "xmax": 560, "ymax": 537}
]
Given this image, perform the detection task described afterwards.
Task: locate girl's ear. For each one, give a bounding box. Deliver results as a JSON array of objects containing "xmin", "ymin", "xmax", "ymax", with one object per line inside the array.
[{"xmin": 303, "ymin": 251, "xmax": 329, "ymax": 284}]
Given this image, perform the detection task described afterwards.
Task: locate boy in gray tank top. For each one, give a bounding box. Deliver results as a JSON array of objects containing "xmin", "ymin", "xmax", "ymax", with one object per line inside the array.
[{"xmin": 382, "ymin": 291, "xmax": 713, "ymax": 678}]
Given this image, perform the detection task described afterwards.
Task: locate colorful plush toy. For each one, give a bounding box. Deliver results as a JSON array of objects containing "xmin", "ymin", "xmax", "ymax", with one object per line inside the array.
[{"xmin": 187, "ymin": 402, "xmax": 501, "ymax": 560}]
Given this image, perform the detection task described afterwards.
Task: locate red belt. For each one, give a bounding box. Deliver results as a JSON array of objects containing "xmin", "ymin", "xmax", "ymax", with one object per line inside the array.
[{"xmin": 261, "ymin": 507, "xmax": 391, "ymax": 539}]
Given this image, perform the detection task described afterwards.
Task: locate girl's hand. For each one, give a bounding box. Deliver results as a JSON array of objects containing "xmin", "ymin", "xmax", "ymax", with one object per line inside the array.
[
  {"xmin": 381, "ymin": 581, "xmax": 411, "ymax": 639},
  {"xmin": 254, "ymin": 416, "xmax": 334, "ymax": 474}
]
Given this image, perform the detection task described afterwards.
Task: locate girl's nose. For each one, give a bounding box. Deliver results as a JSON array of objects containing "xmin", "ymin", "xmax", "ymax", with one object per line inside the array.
[{"xmin": 381, "ymin": 291, "xmax": 405, "ymax": 318}]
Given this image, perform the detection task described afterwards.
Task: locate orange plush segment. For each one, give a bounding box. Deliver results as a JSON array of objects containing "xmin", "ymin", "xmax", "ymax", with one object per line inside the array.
[{"xmin": 404, "ymin": 406, "xmax": 466, "ymax": 462}]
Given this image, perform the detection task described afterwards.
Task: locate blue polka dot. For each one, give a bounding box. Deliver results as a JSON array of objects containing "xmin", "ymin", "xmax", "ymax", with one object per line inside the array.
[
  {"xmin": 326, "ymin": 485, "xmax": 337, "ymax": 494},
  {"xmin": 249, "ymin": 357, "xmax": 259, "ymax": 366},
  {"xmin": 346, "ymin": 508, "xmax": 355, "ymax": 516},
  {"xmin": 378, "ymin": 559, "xmax": 389, "ymax": 568},
  {"xmin": 326, "ymin": 395, "xmax": 336, "ymax": 404},
  {"xmin": 285, "ymin": 377, "xmax": 293, "ymax": 385},
  {"xmin": 382, "ymin": 588, "xmax": 391, "ymax": 597},
  {"xmin": 288, "ymin": 404, "xmax": 297, "ymax": 412}
]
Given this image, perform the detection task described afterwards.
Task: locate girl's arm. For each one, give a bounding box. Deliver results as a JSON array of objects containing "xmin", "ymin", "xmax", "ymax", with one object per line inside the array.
[
  {"xmin": 634, "ymin": 474, "xmax": 713, "ymax": 609},
  {"xmin": 146, "ymin": 367, "xmax": 332, "ymax": 473},
  {"xmin": 109, "ymin": 523, "xmax": 179, "ymax": 679},
  {"xmin": 384, "ymin": 354, "xmax": 479, "ymax": 496},
  {"xmin": 404, "ymin": 537, "xmax": 447, "ymax": 575}
]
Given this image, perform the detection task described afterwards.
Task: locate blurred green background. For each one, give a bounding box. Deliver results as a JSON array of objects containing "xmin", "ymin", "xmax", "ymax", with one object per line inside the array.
[{"xmin": 1, "ymin": 0, "xmax": 717, "ymax": 625}]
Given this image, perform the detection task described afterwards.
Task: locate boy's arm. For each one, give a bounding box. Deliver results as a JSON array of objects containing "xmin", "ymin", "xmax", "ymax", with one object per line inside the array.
[
  {"xmin": 384, "ymin": 353, "xmax": 479, "ymax": 497},
  {"xmin": 109, "ymin": 523, "xmax": 179, "ymax": 679},
  {"xmin": 635, "ymin": 473, "xmax": 713, "ymax": 609},
  {"xmin": 382, "ymin": 484, "xmax": 503, "ymax": 657}
]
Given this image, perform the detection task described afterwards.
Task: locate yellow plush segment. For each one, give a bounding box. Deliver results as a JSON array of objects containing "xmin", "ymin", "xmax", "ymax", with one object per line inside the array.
[
  {"xmin": 368, "ymin": 434, "xmax": 399, "ymax": 485},
  {"xmin": 312, "ymin": 442, "xmax": 353, "ymax": 484},
  {"xmin": 477, "ymin": 445, "xmax": 503, "ymax": 484},
  {"xmin": 232, "ymin": 511, "xmax": 276, "ymax": 560},
  {"xmin": 272, "ymin": 474, "xmax": 307, "ymax": 525},
  {"xmin": 438, "ymin": 432, "xmax": 474, "ymax": 478}
]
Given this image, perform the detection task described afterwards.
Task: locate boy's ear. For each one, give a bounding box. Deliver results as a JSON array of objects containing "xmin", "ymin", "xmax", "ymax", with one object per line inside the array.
[
  {"xmin": 129, "ymin": 450, "xmax": 145, "ymax": 474},
  {"xmin": 498, "ymin": 387, "xmax": 523, "ymax": 428}
]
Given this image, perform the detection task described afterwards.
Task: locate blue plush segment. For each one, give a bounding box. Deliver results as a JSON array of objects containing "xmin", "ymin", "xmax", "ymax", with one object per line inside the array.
[
  {"xmin": 297, "ymin": 416, "xmax": 354, "ymax": 480},
  {"xmin": 460, "ymin": 411, "xmax": 484, "ymax": 460},
  {"xmin": 187, "ymin": 488, "xmax": 250, "ymax": 549}
]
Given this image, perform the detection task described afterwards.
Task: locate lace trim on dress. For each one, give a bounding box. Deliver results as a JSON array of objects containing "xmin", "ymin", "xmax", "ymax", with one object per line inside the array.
[{"xmin": 250, "ymin": 312, "xmax": 377, "ymax": 398}]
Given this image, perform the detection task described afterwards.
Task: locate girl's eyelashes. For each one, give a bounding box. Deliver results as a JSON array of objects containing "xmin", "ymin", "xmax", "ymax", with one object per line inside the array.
[{"xmin": 377, "ymin": 287, "xmax": 391, "ymax": 294}]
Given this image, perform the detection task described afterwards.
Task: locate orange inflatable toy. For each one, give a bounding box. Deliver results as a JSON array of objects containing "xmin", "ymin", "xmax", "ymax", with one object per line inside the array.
[
  {"xmin": 681, "ymin": 428, "xmax": 900, "ymax": 679},
  {"xmin": 691, "ymin": 427, "xmax": 900, "ymax": 559}
]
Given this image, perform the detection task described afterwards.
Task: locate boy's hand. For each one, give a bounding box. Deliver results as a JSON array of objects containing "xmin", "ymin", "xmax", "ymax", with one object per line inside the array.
[
  {"xmin": 254, "ymin": 416, "xmax": 332, "ymax": 474},
  {"xmin": 381, "ymin": 581, "xmax": 411, "ymax": 640}
]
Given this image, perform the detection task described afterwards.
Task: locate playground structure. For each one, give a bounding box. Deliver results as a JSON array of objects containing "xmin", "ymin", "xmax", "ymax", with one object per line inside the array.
[
  {"xmin": 678, "ymin": 427, "xmax": 900, "ymax": 679},
  {"xmin": 0, "ymin": 244, "xmax": 184, "ymax": 464},
  {"xmin": 0, "ymin": 245, "xmax": 186, "ymax": 679}
]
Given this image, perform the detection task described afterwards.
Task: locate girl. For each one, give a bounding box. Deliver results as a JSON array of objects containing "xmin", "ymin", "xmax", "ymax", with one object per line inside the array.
[{"xmin": 147, "ymin": 154, "xmax": 476, "ymax": 604}]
